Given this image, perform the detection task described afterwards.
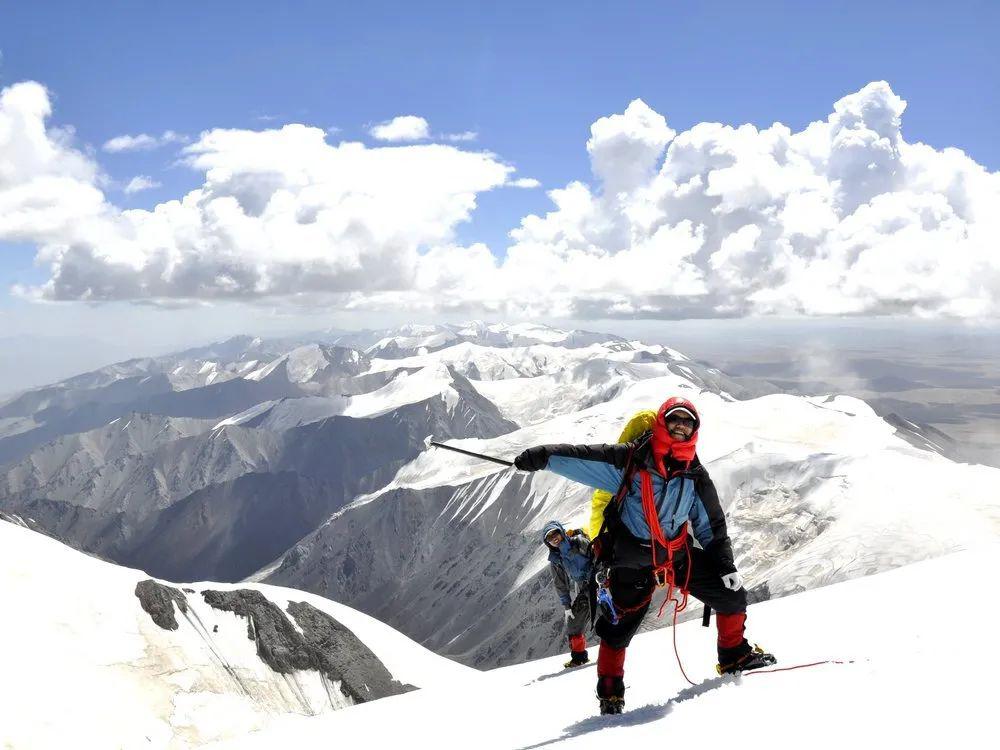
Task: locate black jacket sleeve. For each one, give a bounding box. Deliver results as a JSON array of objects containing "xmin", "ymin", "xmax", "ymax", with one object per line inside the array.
[
  {"xmin": 693, "ymin": 466, "xmax": 737, "ymax": 575},
  {"xmin": 514, "ymin": 442, "xmax": 634, "ymax": 472}
]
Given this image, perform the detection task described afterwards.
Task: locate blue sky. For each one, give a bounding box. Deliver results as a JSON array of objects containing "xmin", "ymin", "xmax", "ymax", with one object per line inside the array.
[
  {"xmin": 2, "ymin": 0, "xmax": 996, "ymax": 269},
  {"xmin": 0, "ymin": 0, "xmax": 998, "ymax": 382}
]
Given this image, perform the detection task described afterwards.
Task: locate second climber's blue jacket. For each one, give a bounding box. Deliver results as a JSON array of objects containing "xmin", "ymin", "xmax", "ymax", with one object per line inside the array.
[{"xmin": 541, "ymin": 520, "xmax": 592, "ymax": 607}]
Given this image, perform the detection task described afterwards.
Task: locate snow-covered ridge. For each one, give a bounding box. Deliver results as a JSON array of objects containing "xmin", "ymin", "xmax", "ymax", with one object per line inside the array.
[
  {"xmin": 359, "ymin": 321, "xmax": 628, "ymax": 360},
  {"xmin": 0, "ymin": 520, "xmax": 476, "ymax": 750}
]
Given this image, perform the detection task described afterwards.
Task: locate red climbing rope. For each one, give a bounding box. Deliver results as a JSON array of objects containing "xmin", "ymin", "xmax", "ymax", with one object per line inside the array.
[
  {"xmin": 638, "ymin": 470, "xmax": 692, "ymax": 618},
  {"xmin": 743, "ymin": 660, "xmax": 855, "ymax": 675},
  {"xmin": 669, "ymin": 609, "xmax": 854, "ymax": 687},
  {"xmin": 670, "ymin": 596, "xmax": 698, "ymax": 687}
]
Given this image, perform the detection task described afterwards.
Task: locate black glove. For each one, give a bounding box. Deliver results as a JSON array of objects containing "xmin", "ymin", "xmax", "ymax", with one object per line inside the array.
[{"xmin": 514, "ymin": 446, "xmax": 550, "ymax": 471}]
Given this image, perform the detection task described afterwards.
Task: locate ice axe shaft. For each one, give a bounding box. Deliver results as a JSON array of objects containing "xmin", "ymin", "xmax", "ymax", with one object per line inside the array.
[{"xmin": 429, "ymin": 440, "xmax": 513, "ymax": 467}]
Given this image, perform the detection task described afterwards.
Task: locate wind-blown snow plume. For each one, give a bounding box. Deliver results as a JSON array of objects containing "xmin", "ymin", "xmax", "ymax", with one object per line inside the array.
[{"xmin": 2, "ymin": 80, "xmax": 998, "ymax": 317}]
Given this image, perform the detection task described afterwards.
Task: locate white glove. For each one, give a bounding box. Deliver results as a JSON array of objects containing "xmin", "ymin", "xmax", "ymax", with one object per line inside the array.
[
  {"xmin": 721, "ymin": 572, "xmax": 744, "ymax": 591},
  {"xmin": 563, "ymin": 609, "xmax": 573, "ymax": 626}
]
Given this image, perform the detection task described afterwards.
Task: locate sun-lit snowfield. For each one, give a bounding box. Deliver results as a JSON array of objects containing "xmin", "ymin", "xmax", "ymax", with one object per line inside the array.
[
  {"xmin": 1, "ymin": 502, "xmax": 995, "ymax": 749},
  {"xmin": 217, "ymin": 545, "xmax": 997, "ymax": 750},
  {"xmin": 0, "ymin": 521, "xmax": 476, "ymax": 750}
]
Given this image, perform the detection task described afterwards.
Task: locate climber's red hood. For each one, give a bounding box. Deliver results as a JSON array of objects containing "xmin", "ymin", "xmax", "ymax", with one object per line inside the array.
[{"xmin": 650, "ymin": 396, "xmax": 700, "ymax": 473}]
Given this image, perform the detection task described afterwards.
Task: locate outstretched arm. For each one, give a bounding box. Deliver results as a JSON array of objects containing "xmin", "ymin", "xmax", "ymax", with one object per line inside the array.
[{"xmin": 514, "ymin": 443, "xmax": 631, "ymax": 494}]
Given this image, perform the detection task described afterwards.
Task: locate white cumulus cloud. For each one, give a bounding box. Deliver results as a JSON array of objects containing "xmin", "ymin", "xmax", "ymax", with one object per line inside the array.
[
  {"xmin": 483, "ymin": 83, "xmax": 1000, "ymax": 319},
  {"xmin": 2, "ymin": 79, "xmax": 999, "ymax": 320},
  {"xmin": 0, "ymin": 82, "xmax": 107, "ymax": 245},
  {"xmin": 123, "ymin": 175, "xmax": 161, "ymax": 194},
  {"xmin": 369, "ymin": 115, "xmax": 430, "ymax": 142},
  {"xmin": 443, "ymin": 131, "xmax": 478, "ymax": 143},
  {"xmin": 0, "ymin": 83, "xmax": 512, "ymax": 302},
  {"xmin": 103, "ymin": 130, "xmax": 188, "ymax": 153}
]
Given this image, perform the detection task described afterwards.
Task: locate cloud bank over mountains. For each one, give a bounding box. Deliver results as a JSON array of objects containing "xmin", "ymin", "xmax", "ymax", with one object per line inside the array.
[{"xmin": 1, "ymin": 80, "xmax": 997, "ymax": 318}]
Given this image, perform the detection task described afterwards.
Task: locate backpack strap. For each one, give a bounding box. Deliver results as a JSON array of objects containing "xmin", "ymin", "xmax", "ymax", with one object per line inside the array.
[
  {"xmin": 614, "ymin": 432, "xmax": 652, "ymax": 504},
  {"xmin": 593, "ymin": 434, "xmax": 648, "ymax": 563}
]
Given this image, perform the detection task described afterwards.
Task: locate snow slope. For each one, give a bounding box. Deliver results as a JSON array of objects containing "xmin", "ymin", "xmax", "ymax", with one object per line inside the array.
[
  {"xmin": 0, "ymin": 521, "xmax": 475, "ymax": 750},
  {"xmin": 219, "ymin": 545, "xmax": 998, "ymax": 749}
]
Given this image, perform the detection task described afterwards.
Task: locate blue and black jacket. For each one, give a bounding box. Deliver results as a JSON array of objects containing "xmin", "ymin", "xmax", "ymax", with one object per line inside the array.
[
  {"xmin": 522, "ymin": 438, "xmax": 736, "ymax": 574},
  {"xmin": 542, "ymin": 521, "xmax": 592, "ymax": 608}
]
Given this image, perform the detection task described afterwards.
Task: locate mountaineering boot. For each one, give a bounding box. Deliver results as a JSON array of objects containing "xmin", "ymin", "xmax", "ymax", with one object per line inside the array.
[
  {"xmin": 716, "ymin": 641, "xmax": 777, "ymax": 674},
  {"xmin": 599, "ymin": 696, "xmax": 625, "ymax": 715},
  {"xmin": 563, "ymin": 650, "xmax": 590, "ymax": 668},
  {"xmin": 596, "ymin": 675, "xmax": 625, "ymax": 715}
]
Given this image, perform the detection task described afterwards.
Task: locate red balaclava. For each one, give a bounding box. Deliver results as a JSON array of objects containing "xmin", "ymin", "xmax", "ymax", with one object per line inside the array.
[{"xmin": 650, "ymin": 396, "xmax": 700, "ymax": 474}]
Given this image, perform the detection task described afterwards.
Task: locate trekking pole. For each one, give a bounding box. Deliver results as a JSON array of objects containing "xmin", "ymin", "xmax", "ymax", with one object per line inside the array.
[{"xmin": 429, "ymin": 440, "xmax": 513, "ymax": 467}]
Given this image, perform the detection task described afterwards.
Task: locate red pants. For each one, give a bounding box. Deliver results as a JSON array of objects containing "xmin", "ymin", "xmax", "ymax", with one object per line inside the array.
[{"xmin": 596, "ymin": 610, "xmax": 745, "ymax": 677}]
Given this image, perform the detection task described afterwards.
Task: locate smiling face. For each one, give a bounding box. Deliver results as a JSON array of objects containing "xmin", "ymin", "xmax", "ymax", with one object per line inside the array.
[
  {"xmin": 664, "ymin": 410, "xmax": 696, "ymax": 441},
  {"xmin": 652, "ymin": 398, "xmax": 701, "ymax": 466},
  {"xmin": 545, "ymin": 528, "xmax": 564, "ymax": 548}
]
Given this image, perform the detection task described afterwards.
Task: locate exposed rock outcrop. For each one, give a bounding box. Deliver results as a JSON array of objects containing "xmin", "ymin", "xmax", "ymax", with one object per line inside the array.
[{"xmin": 200, "ymin": 588, "xmax": 414, "ymax": 703}]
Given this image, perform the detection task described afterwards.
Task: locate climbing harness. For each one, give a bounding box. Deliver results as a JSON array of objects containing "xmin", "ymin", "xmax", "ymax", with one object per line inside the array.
[
  {"xmin": 639, "ymin": 470, "xmax": 693, "ymax": 618},
  {"xmin": 596, "ymin": 467, "xmax": 695, "ymax": 623}
]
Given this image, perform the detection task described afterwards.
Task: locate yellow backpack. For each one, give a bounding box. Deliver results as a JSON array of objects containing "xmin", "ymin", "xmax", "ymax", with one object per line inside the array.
[{"xmin": 586, "ymin": 409, "xmax": 657, "ymax": 540}]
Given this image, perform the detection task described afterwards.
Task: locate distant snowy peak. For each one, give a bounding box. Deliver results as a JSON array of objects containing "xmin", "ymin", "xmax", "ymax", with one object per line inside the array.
[
  {"xmin": 76, "ymin": 335, "xmax": 277, "ymax": 391},
  {"xmin": 211, "ymin": 396, "xmax": 349, "ymax": 432},
  {"xmin": 245, "ymin": 344, "xmax": 370, "ymax": 385},
  {"xmin": 368, "ymin": 340, "xmax": 674, "ymax": 379},
  {"xmin": 0, "ymin": 323, "xmax": 610, "ymax": 419},
  {"xmin": 363, "ymin": 339, "xmax": 756, "ymax": 428},
  {"xmin": 218, "ymin": 359, "xmax": 509, "ymax": 431},
  {"xmin": 461, "ymin": 321, "xmax": 629, "ymax": 349},
  {"xmin": 342, "ymin": 363, "xmax": 518, "ymax": 439},
  {"xmin": 362, "ymin": 321, "xmax": 627, "ymax": 360},
  {"xmin": 0, "ymin": 340, "xmax": 275, "ymax": 420}
]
